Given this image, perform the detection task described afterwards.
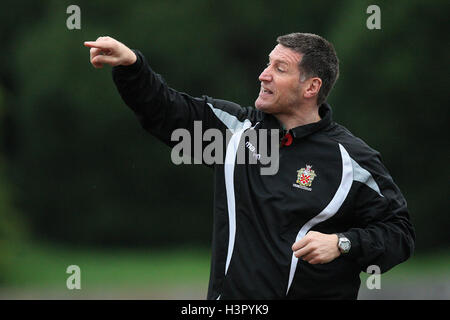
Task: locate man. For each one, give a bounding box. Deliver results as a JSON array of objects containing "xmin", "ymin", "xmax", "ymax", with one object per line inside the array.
[{"xmin": 84, "ymin": 33, "xmax": 415, "ymax": 299}]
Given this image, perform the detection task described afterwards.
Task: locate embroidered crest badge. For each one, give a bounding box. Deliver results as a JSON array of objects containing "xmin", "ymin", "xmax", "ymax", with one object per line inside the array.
[{"xmin": 293, "ymin": 164, "xmax": 317, "ymax": 191}]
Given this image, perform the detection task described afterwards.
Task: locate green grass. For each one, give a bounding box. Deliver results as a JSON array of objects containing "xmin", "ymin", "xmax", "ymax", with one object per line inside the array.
[
  {"xmin": 3, "ymin": 241, "xmax": 449, "ymax": 293},
  {"xmin": 359, "ymin": 250, "xmax": 450, "ymax": 284},
  {"xmin": 3, "ymin": 241, "xmax": 211, "ymax": 291}
]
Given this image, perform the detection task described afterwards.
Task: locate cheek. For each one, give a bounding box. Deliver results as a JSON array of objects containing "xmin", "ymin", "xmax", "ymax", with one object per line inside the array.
[{"xmin": 279, "ymin": 80, "xmax": 302, "ymax": 102}]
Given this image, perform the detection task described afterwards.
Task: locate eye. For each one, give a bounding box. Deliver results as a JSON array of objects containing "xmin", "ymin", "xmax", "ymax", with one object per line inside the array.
[{"xmin": 266, "ymin": 62, "xmax": 285, "ymax": 73}]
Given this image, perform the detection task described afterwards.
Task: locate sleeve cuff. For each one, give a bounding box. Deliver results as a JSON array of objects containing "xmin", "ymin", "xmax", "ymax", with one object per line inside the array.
[
  {"xmin": 112, "ymin": 49, "xmax": 143, "ymax": 74},
  {"xmin": 342, "ymin": 231, "xmax": 362, "ymax": 261}
]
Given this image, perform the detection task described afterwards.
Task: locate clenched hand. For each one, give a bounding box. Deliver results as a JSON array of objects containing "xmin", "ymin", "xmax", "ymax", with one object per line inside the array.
[{"xmin": 292, "ymin": 231, "xmax": 340, "ymax": 264}]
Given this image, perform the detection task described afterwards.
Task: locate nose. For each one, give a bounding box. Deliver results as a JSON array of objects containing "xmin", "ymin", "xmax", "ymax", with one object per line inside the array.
[{"xmin": 259, "ymin": 66, "xmax": 272, "ymax": 82}]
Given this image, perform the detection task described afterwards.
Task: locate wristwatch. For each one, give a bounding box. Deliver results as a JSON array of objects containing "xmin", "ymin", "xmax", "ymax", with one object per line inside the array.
[{"xmin": 336, "ymin": 233, "xmax": 351, "ymax": 254}]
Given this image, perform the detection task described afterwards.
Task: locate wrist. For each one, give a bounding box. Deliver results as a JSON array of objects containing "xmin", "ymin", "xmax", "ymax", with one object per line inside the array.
[
  {"xmin": 333, "ymin": 233, "xmax": 341, "ymax": 257},
  {"xmin": 122, "ymin": 50, "xmax": 137, "ymax": 66}
]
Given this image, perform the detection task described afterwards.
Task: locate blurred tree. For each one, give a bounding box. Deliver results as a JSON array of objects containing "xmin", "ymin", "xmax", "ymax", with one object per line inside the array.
[{"xmin": 0, "ymin": 85, "xmax": 27, "ymax": 284}]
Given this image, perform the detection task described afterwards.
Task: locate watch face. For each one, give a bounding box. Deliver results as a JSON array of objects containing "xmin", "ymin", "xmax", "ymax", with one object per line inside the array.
[{"xmin": 339, "ymin": 238, "xmax": 351, "ymax": 252}]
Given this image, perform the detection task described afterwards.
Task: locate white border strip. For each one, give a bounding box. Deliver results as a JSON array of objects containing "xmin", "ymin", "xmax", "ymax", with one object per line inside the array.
[
  {"xmin": 223, "ymin": 120, "xmax": 252, "ymax": 275},
  {"xmin": 286, "ymin": 143, "xmax": 353, "ymax": 295}
]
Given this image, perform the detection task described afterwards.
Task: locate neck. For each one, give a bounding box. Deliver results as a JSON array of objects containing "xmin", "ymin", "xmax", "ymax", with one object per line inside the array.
[{"xmin": 275, "ymin": 102, "xmax": 321, "ymax": 130}]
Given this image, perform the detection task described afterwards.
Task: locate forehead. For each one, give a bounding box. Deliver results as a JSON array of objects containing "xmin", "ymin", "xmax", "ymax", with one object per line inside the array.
[{"xmin": 269, "ymin": 44, "xmax": 302, "ymax": 65}]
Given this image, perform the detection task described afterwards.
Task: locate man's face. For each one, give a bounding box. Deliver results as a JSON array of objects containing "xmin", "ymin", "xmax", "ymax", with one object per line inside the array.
[{"xmin": 255, "ymin": 44, "xmax": 305, "ymax": 114}]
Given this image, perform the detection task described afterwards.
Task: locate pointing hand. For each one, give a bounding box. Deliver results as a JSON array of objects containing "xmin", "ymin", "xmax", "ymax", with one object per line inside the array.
[{"xmin": 84, "ymin": 36, "xmax": 137, "ymax": 68}]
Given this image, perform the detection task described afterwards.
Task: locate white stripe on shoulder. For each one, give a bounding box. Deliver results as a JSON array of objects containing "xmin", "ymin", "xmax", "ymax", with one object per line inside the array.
[
  {"xmin": 350, "ymin": 158, "xmax": 383, "ymax": 197},
  {"xmin": 207, "ymin": 102, "xmax": 251, "ymax": 134}
]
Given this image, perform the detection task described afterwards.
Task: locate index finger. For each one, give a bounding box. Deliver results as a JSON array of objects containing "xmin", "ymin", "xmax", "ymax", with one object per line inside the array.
[
  {"xmin": 293, "ymin": 243, "xmax": 314, "ymax": 259},
  {"xmin": 83, "ymin": 41, "xmax": 109, "ymax": 49},
  {"xmin": 292, "ymin": 236, "xmax": 310, "ymax": 251}
]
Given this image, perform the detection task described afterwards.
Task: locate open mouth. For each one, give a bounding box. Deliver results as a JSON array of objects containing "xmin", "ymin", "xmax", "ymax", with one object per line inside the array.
[{"xmin": 261, "ymin": 87, "xmax": 273, "ymax": 95}]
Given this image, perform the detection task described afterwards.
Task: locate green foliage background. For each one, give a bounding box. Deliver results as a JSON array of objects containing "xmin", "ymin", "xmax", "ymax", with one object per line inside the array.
[{"xmin": 0, "ymin": 0, "xmax": 448, "ymax": 285}]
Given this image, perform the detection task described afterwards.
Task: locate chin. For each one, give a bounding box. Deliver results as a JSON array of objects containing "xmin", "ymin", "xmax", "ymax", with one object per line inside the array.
[
  {"xmin": 255, "ymin": 102, "xmax": 273, "ymax": 114},
  {"xmin": 255, "ymin": 99, "xmax": 269, "ymax": 112}
]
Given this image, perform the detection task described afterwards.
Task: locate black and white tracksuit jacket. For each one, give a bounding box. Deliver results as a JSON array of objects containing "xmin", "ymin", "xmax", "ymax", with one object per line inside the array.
[{"xmin": 112, "ymin": 50, "xmax": 415, "ymax": 300}]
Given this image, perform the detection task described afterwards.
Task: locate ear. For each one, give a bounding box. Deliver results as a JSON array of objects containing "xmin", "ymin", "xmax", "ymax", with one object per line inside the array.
[{"xmin": 303, "ymin": 77, "xmax": 322, "ymax": 100}]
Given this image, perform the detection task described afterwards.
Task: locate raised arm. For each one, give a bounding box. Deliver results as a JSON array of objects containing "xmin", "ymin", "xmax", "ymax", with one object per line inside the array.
[{"xmin": 83, "ymin": 36, "xmax": 260, "ymax": 163}]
